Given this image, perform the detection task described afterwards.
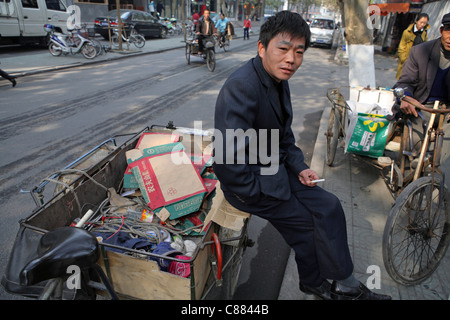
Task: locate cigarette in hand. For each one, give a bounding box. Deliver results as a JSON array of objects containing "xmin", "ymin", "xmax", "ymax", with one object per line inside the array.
[{"xmin": 310, "ymin": 179, "xmax": 325, "ymax": 183}]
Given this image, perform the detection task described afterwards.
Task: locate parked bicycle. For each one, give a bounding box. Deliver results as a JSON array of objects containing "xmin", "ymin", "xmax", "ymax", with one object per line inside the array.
[
  {"xmin": 44, "ymin": 24, "xmax": 97, "ymax": 59},
  {"xmin": 111, "ymin": 24, "xmax": 145, "ymax": 49},
  {"xmin": 78, "ymin": 24, "xmax": 111, "ymax": 57},
  {"xmin": 326, "ymin": 86, "xmax": 450, "ymax": 286}
]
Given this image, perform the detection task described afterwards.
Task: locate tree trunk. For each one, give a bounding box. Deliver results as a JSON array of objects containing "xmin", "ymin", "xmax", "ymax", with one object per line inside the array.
[{"xmin": 343, "ymin": 0, "xmax": 371, "ymax": 45}]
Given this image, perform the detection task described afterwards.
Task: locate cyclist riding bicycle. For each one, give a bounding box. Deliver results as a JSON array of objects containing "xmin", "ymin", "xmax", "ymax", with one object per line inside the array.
[
  {"xmin": 394, "ymin": 12, "xmax": 450, "ymax": 175},
  {"xmin": 195, "ymin": 8, "xmax": 215, "ymax": 55},
  {"xmin": 215, "ymin": 13, "xmax": 229, "ymax": 43}
]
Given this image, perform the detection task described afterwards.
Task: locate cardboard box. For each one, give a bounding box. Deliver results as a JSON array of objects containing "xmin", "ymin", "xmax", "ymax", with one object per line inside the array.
[
  {"xmin": 131, "ymin": 143, "xmax": 207, "ymax": 220},
  {"xmin": 123, "ymin": 133, "xmax": 180, "ymax": 189}
]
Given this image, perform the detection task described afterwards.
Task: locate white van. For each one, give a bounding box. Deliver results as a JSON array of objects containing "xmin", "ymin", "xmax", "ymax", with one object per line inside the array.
[
  {"xmin": 310, "ymin": 17, "xmax": 336, "ymax": 48},
  {"xmin": 0, "ymin": 0, "xmax": 70, "ymax": 45}
]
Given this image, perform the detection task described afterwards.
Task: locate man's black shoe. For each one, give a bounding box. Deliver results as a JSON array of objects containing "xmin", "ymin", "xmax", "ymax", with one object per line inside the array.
[
  {"xmin": 299, "ymin": 280, "xmax": 332, "ymax": 300},
  {"xmin": 331, "ymin": 281, "xmax": 392, "ymax": 300}
]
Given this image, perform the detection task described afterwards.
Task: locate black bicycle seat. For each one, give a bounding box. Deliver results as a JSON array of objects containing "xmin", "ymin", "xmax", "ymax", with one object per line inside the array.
[{"xmin": 20, "ymin": 227, "xmax": 100, "ymax": 286}]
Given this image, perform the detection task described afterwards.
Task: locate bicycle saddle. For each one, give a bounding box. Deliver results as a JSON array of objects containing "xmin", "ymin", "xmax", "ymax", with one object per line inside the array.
[{"xmin": 20, "ymin": 227, "xmax": 100, "ymax": 286}]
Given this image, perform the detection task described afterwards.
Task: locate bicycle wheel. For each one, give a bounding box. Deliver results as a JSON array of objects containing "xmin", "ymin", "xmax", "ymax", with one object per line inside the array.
[
  {"xmin": 382, "ymin": 176, "xmax": 450, "ymax": 286},
  {"xmin": 185, "ymin": 44, "xmax": 191, "ymax": 64},
  {"xmin": 206, "ymin": 50, "xmax": 215, "ymax": 72},
  {"xmin": 81, "ymin": 42, "xmax": 97, "ymax": 59},
  {"xmin": 49, "ymin": 43, "xmax": 62, "ymax": 56},
  {"xmin": 222, "ymin": 37, "xmax": 230, "ymax": 52},
  {"xmin": 133, "ymin": 35, "xmax": 145, "ymax": 48},
  {"xmin": 111, "ymin": 34, "xmax": 120, "ymax": 47},
  {"xmin": 326, "ymin": 106, "xmax": 341, "ymax": 166},
  {"xmin": 89, "ymin": 39, "xmax": 103, "ymax": 56},
  {"xmin": 219, "ymin": 226, "xmax": 252, "ymax": 299}
]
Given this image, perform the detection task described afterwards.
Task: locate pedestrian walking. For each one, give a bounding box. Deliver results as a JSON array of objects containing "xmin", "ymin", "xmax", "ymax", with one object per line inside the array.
[
  {"xmin": 148, "ymin": 1, "xmax": 155, "ymax": 17},
  {"xmin": 243, "ymin": 15, "xmax": 251, "ymax": 40},
  {"xmin": 396, "ymin": 13, "xmax": 430, "ymax": 79},
  {"xmin": 156, "ymin": 1, "xmax": 164, "ymax": 17}
]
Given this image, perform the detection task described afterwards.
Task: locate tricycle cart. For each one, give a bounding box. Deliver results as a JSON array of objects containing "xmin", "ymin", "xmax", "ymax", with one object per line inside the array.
[
  {"xmin": 2, "ymin": 123, "xmax": 252, "ymax": 300},
  {"xmin": 185, "ymin": 35, "xmax": 216, "ymax": 72},
  {"xmin": 326, "ymin": 87, "xmax": 450, "ymax": 286}
]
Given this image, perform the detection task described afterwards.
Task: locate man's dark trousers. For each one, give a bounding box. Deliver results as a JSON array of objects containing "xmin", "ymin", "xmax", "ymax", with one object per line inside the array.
[{"xmin": 223, "ymin": 169, "xmax": 354, "ymax": 287}]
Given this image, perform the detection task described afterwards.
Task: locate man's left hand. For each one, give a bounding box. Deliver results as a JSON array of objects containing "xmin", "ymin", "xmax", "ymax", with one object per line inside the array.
[{"xmin": 299, "ymin": 169, "xmax": 320, "ymax": 187}]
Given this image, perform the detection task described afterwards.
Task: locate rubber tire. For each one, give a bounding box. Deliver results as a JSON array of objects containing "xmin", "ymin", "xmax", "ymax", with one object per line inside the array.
[
  {"xmin": 382, "ymin": 176, "xmax": 450, "ymax": 285},
  {"xmin": 49, "ymin": 43, "xmax": 62, "ymax": 56},
  {"xmin": 223, "ymin": 38, "xmax": 229, "ymax": 52},
  {"xmin": 326, "ymin": 107, "xmax": 340, "ymax": 166},
  {"xmin": 111, "ymin": 35, "xmax": 119, "ymax": 47},
  {"xmin": 160, "ymin": 27, "xmax": 167, "ymax": 39},
  {"xmin": 81, "ymin": 43, "xmax": 97, "ymax": 59},
  {"xmin": 206, "ymin": 50, "xmax": 215, "ymax": 72},
  {"xmin": 133, "ymin": 35, "xmax": 145, "ymax": 48},
  {"xmin": 185, "ymin": 44, "xmax": 191, "ymax": 64}
]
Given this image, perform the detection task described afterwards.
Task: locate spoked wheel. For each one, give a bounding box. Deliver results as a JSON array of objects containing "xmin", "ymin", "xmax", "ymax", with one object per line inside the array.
[
  {"xmin": 326, "ymin": 106, "xmax": 341, "ymax": 166},
  {"xmin": 89, "ymin": 39, "xmax": 103, "ymax": 56},
  {"xmin": 133, "ymin": 35, "xmax": 145, "ymax": 48},
  {"xmin": 383, "ymin": 176, "xmax": 450, "ymax": 285},
  {"xmin": 185, "ymin": 44, "xmax": 191, "ymax": 64},
  {"xmin": 223, "ymin": 38, "xmax": 230, "ymax": 52},
  {"xmin": 49, "ymin": 43, "xmax": 62, "ymax": 56},
  {"xmin": 111, "ymin": 35, "xmax": 120, "ymax": 47},
  {"xmin": 206, "ymin": 49, "xmax": 215, "ymax": 72},
  {"xmin": 81, "ymin": 43, "xmax": 97, "ymax": 59}
]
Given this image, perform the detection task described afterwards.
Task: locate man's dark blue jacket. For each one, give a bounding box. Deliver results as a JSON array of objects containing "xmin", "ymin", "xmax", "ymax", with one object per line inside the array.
[{"xmin": 213, "ymin": 54, "xmax": 309, "ymax": 205}]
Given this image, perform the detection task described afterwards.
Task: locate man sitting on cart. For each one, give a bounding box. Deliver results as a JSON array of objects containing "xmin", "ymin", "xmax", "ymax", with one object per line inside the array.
[
  {"xmin": 213, "ymin": 11, "xmax": 391, "ymax": 300},
  {"xmin": 196, "ymin": 8, "xmax": 215, "ymax": 55}
]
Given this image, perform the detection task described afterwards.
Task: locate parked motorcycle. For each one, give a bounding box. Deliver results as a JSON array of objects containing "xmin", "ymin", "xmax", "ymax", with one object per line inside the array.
[{"xmin": 44, "ymin": 24, "xmax": 97, "ymax": 59}]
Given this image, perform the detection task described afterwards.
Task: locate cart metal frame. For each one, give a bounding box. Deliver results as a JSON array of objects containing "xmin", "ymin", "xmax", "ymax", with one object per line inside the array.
[{"xmin": 2, "ymin": 123, "xmax": 251, "ymax": 300}]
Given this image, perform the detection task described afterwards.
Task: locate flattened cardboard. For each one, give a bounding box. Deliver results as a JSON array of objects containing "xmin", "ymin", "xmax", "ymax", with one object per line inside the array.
[
  {"xmin": 131, "ymin": 143, "xmax": 207, "ymax": 219},
  {"xmin": 202, "ymin": 182, "xmax": 250, "ymax": 231}
]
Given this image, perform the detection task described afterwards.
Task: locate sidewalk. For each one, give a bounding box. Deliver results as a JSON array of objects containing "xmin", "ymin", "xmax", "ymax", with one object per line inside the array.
[{"xmin": 278, "ymin": 48, "xmax": 450, "ymax": 300}]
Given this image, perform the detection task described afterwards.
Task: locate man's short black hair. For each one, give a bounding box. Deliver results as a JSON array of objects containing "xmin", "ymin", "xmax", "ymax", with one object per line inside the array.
[{"xmin": 259, "ymin": 11, "xmax": 311, "ymax": 50}]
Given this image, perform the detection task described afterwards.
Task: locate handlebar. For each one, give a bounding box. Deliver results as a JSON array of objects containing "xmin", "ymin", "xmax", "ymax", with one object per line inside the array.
[{"xmin": 394, "ymin": 88, "xmax": 450, "ymax": 114}]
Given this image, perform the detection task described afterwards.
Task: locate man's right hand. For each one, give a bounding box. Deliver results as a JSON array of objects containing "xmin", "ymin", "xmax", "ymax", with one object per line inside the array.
[{"xmin": 400, "ymin": 98, "xmax": 419, "ymax": 117}]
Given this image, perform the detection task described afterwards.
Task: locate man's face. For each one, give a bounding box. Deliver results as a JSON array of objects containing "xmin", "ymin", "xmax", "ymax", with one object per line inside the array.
[
  {"xmin": 441, "ymin": 25, "xmax": 450, "ymax": 51},
  {"xmin": 204, "ymin": 10, "xmax": 210, "ymax": 21},
  {"xmin": 258, "ymin": 33, "xmax": 306, "ymax": 82}
]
